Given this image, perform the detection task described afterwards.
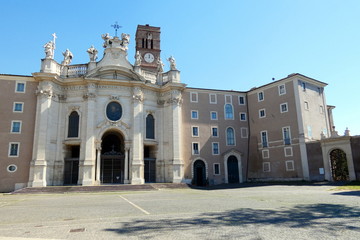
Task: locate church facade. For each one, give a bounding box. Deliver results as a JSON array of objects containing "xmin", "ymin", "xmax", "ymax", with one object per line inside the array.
[{"xmin": 1, "ymin": 24, "xmax": 359, "ymax": 192}]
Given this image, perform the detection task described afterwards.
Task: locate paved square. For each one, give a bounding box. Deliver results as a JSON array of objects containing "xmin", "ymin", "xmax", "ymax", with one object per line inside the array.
[{"xmin": 0, "ymin": 185, "xmax": 359, "ymax": 239}]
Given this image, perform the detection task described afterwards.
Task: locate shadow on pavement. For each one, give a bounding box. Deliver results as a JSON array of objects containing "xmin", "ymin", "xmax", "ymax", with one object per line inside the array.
[
  {"xmin": 332, "ymin": 191, "xmax": 360, "ymax": 197},
  {"xmin": 104, "ymin": 203, "xmax": 360, "ymax": 238}
]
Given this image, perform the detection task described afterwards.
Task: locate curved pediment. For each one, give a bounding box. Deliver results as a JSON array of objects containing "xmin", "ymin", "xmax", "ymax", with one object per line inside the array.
[{"xmin": 86, "ymin": 65, "xmax": 143, "ymax": 81}]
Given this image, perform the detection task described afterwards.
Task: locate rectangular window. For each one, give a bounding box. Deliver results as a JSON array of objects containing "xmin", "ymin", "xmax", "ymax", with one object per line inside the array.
[
  {"xmin": 262, "ymin": 149, "xmax": 269, "ymax": 159},
  {"xmin": 320, "ymin": 105, "xmax": 324, "ymax": 114},
  {"xmin": 286, "ymin": 160, "xmax": 295, "ymax": 171},
  {"xmin": 192, "ymin": 142, "xmax": 200, "ymax": 155},
  {"xmin": 210, "ymin": 111, "xmax": 218, "ymax": 120},
  {"xmin": 11, "ymin": 121, "xmax": 22, "ymax": 133},
  {"xmin": 261, "ymin": 131, "xmax": 268, "ymax": 148},
  {"xmin": 214, "ymin": 163, "xmax": 220, "ymax": 175},
  {"xmin": 280, "ymin": 103, "xmax": 288, "ymax": 113},
  {"xmin": 284, "ymin": 147, "xmax": 293, "ymax": 157},
  {"xmin": 240, "ymin": 112, "xmax": 247, "ymax": 121},
  {"xmin": 13, "ymin": 102, "xmax": 24, "ymax": 112},
  {"xmin": 190, "ymin": 92, "xmax": 198, "ymax": 103},
  {"xmin": 211, "ymin": 127, "xmax": 218, "ymax": 137},
  {"xmin": 15, "ymin": 82, "xmax": 26, "ymax": 93},
  {"xmin": 192, "ymin": 126, "xmax": 199, "ymax": 137},
  {"xmin": 302, "ymin": 82, "xmax": 306, "ymax": 91},
  {"xmin": 212, "ymin": 142, "xmax": 220, "ymax": 155},
  {"xmin": 241, "ymin": 127, "xmax": 248, "ymax": 138},
  {"xmin": 304, "ymin": 101, "xmax": 309, "ymax": 110},
  {"xmin": 209, "ymin": 93, "xmax": 217, "ymax": 104},
  {"xmin": 259, "ymin": 109, "xmax": 266, "ymax": 118},
  {"xmin": 283, "ymin": 127, "xmax": 291, "ymax": 145},
  {"xmin": 258, "ymin": 91, "xmax": 264, "ymax": 101},
  {"xmin": 191, "ymin": 110, "xmax": 198, "ymax": 119},
  {"xmin": 263, "ymin": 162, "xmax": 271, "ymax": 172},
  {"xmin": 279, "ymin": 84, "xmax": 286, "ymax": 95},
  {"xmin": 9, "ymin": 143, "xmax": 20, "ymax": 157},
  {"xmin": 239, "ymin": 96, "xmax": 245, "ymax": 105},
  {"xmin": 225, "ymin": 95, "xmax": 232, "ymax": 104}
]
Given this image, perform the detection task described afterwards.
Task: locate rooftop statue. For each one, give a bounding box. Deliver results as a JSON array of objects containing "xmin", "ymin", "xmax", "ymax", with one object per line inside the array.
[
  {"xmin": 43, "ymin": 41, "xmax": 55, "ymax": 59},
  {"xmin": 167, "ymin": 56, "xmax": 177, "ymax": 70},
  {"xmin": 121, "ymin": 33, "xmax": 130, "ymax": 51},
  {"xmin": 157, "ymin": 57, "xmax": 164, "ymax": 73},
  {"xmin": 61, "ymin": 49, "xmax": 73, "ymax": 66},
  {"xmin": 87, "ymin": 45, "xmax": 98, "ymax": 62},
  {"xmin": 101, "ymin": 32, "xmax": 130, "ymax": 51},
  {"xmin": 135, "ymin": 51, "xmax": 142, "ymax": 66}
]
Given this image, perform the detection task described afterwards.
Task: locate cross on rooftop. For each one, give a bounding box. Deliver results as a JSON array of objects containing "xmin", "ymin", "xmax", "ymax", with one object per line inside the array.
[{"xmin": 111, "ymin": 22, "xmax": 122, "ymax": 37}]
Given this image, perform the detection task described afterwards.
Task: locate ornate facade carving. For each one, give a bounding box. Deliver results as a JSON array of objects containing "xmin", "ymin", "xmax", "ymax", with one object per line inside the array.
[
  {"xmin": 36, "ymin": 84, "xmax": 54, "ymax": 98},
  {"xmin": 132, "ymin": 87, "xmax": 144, "ymax": 102}
]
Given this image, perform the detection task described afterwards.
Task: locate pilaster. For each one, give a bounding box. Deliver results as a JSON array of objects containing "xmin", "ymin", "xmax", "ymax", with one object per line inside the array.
[
  {"xmin": 80, "ymin": 84, "xmax": 97, "ymax": 186},
  {"xmin": 29, "ymin": 86, "xmax": 55, "ymax": 187},
  {"xmin": 131, "ymin": 87, "xmax": 145, "ymax": 184}
]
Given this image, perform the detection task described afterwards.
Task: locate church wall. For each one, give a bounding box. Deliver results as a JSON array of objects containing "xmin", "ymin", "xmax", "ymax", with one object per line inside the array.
[{"xmin": 0, "ymin": 76, "xmax": 37, "ymax": 192}]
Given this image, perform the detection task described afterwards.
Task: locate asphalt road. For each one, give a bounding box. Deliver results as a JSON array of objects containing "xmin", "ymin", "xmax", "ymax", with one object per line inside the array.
[{"xmin": 0, "ymin": 185, "xmax": 359, "ymax": 239}]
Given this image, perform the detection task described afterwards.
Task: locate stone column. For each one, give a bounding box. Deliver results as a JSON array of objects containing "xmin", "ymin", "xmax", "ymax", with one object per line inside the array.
[
  {"xmin": 79, "ymin": 85, "xmax": 97, "ymax": 186},
  {"xmin": 30, "ymin": 84, "xmax": 54, "ymax": 187},
  {"xmin": 124, "ymin": 147, "xmax": 130, "ymax": 184},
  {"xmin": 131, "ymin": 87, "xmax": 144, "ymax": 184},
  {"xmin": 95, "ymin": 140, "xmax": 101, "ymax": 185}
]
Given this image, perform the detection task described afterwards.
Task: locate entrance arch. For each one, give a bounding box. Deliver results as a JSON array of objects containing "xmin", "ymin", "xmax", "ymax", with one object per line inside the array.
[
  {"xmin": 193, "ymin": 159, "xmax": 206, "ymax": 186},
  {"xmin": 227, "ymin": 155, "xmax": 240, "ymax": 183},
  {"xmin": 101, "ymin": 131, "xmax": 125, "ymax": 184},
  {"xmin": 330, "ymin": 149, "xmax": 349, "ymax": 181}
]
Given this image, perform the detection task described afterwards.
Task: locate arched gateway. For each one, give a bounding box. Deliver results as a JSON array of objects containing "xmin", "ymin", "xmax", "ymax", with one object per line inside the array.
[
  {"xmin": 100, "ymin": 131, "xmax": 125, "ymax": 184},
  {"xmin": 330, "ymin": 149, "xmax": 349, "ymax": 181}
]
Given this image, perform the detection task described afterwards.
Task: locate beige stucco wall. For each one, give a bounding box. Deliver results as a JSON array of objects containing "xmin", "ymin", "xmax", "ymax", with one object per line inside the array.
[
  {"xmin": 182, "ymin": 88, "xmax": 248, "ymax": 184},
  {"xmin": 247, "ymin": 78, "xmax": 303, "ymax": 180},
  {"xmin": 0, "ymin": 75, "xmax": 37, "ymax": 192}
]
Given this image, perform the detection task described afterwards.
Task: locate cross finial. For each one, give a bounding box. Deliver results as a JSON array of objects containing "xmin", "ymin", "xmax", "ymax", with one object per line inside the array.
[
  {"xmin": 111, "ymin": 21, "xmax": 122, "ymax": 37},
  {"xmin": 52, "ymin": 33, "xmax": 57, "ymax": 45}
]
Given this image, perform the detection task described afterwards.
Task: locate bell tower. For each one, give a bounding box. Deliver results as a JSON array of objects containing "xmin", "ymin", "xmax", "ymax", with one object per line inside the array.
[{"xmin": 135, "ymin": 24, "xmax": 161, "ymax": 71}]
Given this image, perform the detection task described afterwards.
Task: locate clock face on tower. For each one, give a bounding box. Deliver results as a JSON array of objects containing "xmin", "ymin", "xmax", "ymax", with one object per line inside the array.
[{"xmin": 144, "ymin": 53, "xmax": 155, "ymax": 63}]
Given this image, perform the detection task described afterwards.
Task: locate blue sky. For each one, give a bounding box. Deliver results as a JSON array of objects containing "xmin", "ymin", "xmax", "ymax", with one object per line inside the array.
[{"xmin": 1, "ymin": 0, "xmax": 359, "ymax": 135}]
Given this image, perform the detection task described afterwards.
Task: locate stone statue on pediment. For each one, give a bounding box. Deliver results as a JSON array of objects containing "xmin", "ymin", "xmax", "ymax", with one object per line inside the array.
[
  {"xmin": 43, "ymin": 41, "xmax": 55, "ymax": 59},
  {"xmin": 87, "ymin": 45, "xmax": 98, "ymax": 62},
  {"xmin": 102, "ymin": 33, "xmax": 111, "ymax": 48},
  {"xmin": 135, "ymin": 51, "xmax": 142, "ymax": 66},
  {"xmin": 61, "ymin": 49, "xmax": 73, "ymax": 66},
  {"xmin": 157, "ymin": 57, "xmax": 164, "ymax": 73},
  {"xmin": 167, "ymin": 56, "xmax": 177, "ymax": 70},
  {"xmin": 121, "ymin": 33, "xmax": 130, "ymax": 50}
]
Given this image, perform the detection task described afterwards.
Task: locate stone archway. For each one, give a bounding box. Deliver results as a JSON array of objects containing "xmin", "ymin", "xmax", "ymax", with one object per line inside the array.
[
  {"xmin": 330, "ymin": 149, "xmax": 349, "ymax": 181},
  {"xmin": 100, "ymin": 131, "xmax": 125, "ymax": 184}
]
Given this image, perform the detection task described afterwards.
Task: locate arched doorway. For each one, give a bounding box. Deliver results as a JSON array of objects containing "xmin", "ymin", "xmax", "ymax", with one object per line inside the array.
[
  {"xmin": 101, "ymin": 131, "xmax": 125, "ymax": 184},
  {"xmin": 193, "ymin": 160, "xmax": 206, "ymax": 186},
  {"xmin": 227, "ymin": 155, "xmax": 239, "ymax": 183},
  {"xmin": 330, "ymin": 149, "xmax": 349, "ymax": 181}
]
